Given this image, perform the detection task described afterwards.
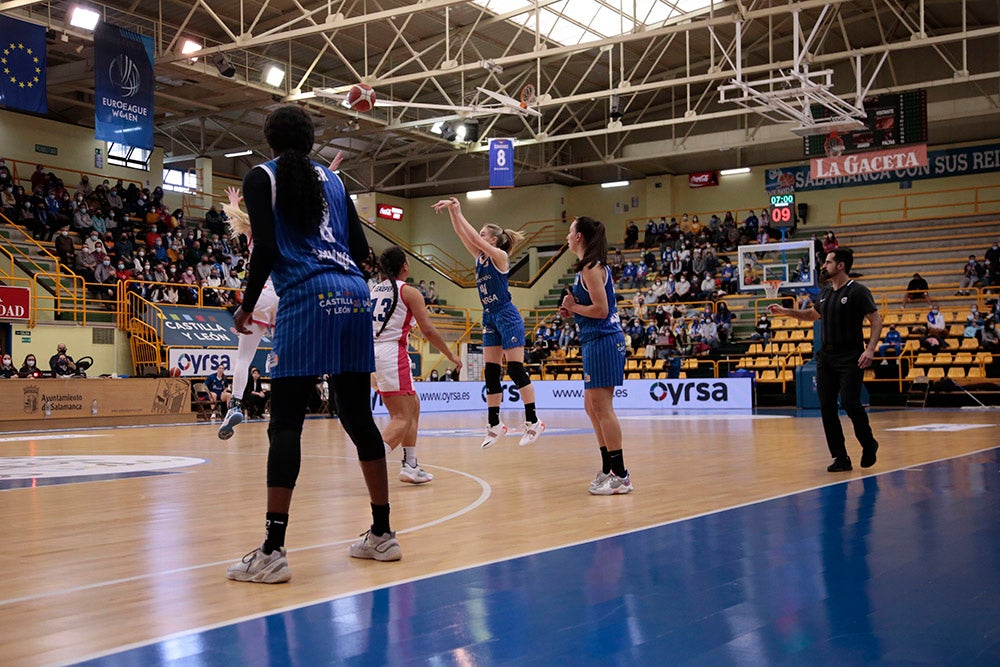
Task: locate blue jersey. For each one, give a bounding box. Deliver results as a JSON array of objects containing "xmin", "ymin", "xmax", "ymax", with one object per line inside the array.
[
  {"xmin": 256, "ymin": 159, "xmax": 362, "ymax": 296},
  {"xmin": 572, "ymin": 265, "xmax": 622, "ymax": 342},
  {"xmin": 476, "ymin": 254, "xmax": 512, "ymax": 313}
]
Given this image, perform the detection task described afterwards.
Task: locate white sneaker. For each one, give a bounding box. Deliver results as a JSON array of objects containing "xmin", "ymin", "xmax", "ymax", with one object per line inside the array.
[
  {"xmin": 589, "ymin": 471, "xmax": 611, "ymax": 492},
  {"xmin": 349, "ymin": 530, "xmax": 402, "ymax": 561},
  {"xmin": 518, "ymin": 421, "xmax": 546, "ymax": 446},
  {"xmin": 589, "ymin": 472, "xmax": 634, "ymax": 496},
  {"xmin": 481, "ymin": 421, "xmax": 508, "ymax": 448},
  {"xmin": 226, "ymin": 546, "xmax": 291, "ymax": 583},
  {"xmin": 399, "ymin": 461, "xmax": 433, "ymax": 484},
  {"xmin": 217, "ymin": 406, "xmax": 243, "ymax": 440}
]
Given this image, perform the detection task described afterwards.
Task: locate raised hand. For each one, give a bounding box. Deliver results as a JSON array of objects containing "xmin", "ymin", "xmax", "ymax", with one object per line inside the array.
[
  {"xmin": 225, "ymin": 186, "xmax": 242, "ymax": 207},
  {"xmin": 431, "ymin": 197, "xmax": 459, "ymax": 214},
  {"xmin": 329, "ymin": 151, "xmax": 344, "ymax": 172}
]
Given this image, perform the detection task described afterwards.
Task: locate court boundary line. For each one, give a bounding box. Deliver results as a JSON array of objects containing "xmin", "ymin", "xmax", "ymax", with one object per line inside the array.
[{"xmin": 67, "ymin": 442, "xmax": 1000, "ymax": 666}]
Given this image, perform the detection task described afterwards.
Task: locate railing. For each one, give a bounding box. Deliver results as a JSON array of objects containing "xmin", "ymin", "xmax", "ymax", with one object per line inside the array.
[
  {"xmin": 872, "ymin": 286, "xmax": 989, "ymax": 312},
  {"xmin": 837, "ymin": 183, "xmax": 1000, "ymax": 226},
  {"xmin": 6, "ymin": 158, "xmax": 144, "ymax": 201}
]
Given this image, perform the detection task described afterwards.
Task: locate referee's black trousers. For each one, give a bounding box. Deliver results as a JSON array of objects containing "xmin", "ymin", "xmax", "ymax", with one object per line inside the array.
[{"xmin": 816, "ymin": 357, "xmax": 878, "ymax": 460}]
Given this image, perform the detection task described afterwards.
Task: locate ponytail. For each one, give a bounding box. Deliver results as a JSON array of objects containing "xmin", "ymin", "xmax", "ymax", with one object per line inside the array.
[
  {"xmin": 483, "ymin": 223, "xmax": 525, "ymax": 254},
  {"xmin": 263, "ymin": 106, "xmax": 324, "ymax": 235}
]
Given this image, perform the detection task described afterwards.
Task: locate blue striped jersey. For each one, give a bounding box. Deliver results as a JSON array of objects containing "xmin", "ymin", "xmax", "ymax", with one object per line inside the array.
[
  {"xmin": 476, "ymin": 253, "xmax": 512, "ymax": 313},
  {"xmin": 255, "ymin": 158, "xmax": 362, "ymax": 294},
  {"xmin": 572, "ymin": 264, "xmax": 622, "ymax": 342}
]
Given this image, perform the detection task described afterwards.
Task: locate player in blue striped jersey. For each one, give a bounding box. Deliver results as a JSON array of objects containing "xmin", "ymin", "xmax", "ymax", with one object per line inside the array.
[
  {"xmin": 226, "ymin": 107, "xmax": 399, "ymax": 585},
  {"xmin": 432, "ymin": 196, "xmax": 545, "ymax": 449},
  {"xmin": 560, "ymin": 217, "xmax": 633, "ymax": 495}
]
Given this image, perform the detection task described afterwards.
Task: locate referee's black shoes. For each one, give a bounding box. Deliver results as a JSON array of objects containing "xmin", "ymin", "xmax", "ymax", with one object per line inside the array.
[
  {"xmin": 860, "ymin": 442, "xmax": 879, "ymax": 468},
  {"xmin": 827, "ymin": 457, "xmax": 853, "ymax": 472}
]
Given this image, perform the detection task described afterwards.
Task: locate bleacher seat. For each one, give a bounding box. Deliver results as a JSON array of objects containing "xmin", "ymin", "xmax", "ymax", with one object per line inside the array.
[
  {"xmin": 927, "ymin": 367, "xmax": 945, "ymax": 379},
  {"xmin": 960, "ymin": 338, "xmax": 979, "ymax": 350},
  {"xmin": 947, "ymin": 367, "xmax": 966, "ymax": 379},
  {"xmin": 935, "ymin": 353, "xmax": 953, "ymax": 366},
  {"xmin": 759, "ymin": 370, "xmax": 777, "ymax": 381},
  {"xmin": 906, "ymin": 367, "xmax": 926, "ymax": 380},
  {"xmin": 915, "ymin": 353, "xmax": 934, "ymax": 366},
  {"xmin": 968, "ymin": 367, "xmax": 984, "ymax": 379}
]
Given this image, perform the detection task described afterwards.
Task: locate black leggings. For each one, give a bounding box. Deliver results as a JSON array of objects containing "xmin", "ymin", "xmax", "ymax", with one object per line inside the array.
[{"xmin": 266, "ymin": 372, "xmax": 384, "ymax": 489}]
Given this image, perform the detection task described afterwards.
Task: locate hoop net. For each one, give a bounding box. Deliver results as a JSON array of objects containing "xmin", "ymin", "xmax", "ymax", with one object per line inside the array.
[
  {"xmin": 763, "ymin": 280, "xmax": 783, "ymax": 299},
  {"xmin": 519, "ymin": 84, "xmax": 536, "ymax": 109}
]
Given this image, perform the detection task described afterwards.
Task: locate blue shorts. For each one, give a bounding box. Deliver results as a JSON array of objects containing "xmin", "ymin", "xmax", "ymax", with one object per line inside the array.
[
  {"xmin": 582, "ymin": 332, "xmax": 626, "ymax": 389},
  {"xmin": 482, "ymin": 302, "xmax": 526, "ymax": 350},
  {"xmin": 270, "ymin": 272, "xmax": 375, "ymax": 378}
]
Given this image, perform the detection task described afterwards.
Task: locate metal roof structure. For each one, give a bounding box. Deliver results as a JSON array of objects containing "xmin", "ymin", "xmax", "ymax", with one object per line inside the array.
[{"xmin": 5, "ymin": 0, "xmax": 999, "ymax": 196}]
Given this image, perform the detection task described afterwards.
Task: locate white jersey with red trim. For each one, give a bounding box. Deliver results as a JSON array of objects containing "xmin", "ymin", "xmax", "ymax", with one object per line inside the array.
[{"xmin": 371, "ymin": 279, "xmax": 414, "ymax": 345}]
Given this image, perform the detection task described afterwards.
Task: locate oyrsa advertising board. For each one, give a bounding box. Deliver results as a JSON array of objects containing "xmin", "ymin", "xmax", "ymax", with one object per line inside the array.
[
  {"xmin": 0, "ymin": 286, "xmax": 31, "ymax": 321},
  {"xmin": 370, "ymin": 378, "xmax": 752, "ymax": 416}
]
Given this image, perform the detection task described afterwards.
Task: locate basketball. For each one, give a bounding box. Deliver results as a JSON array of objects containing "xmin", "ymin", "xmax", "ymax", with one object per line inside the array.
[
  {"xmin": 347, "ymin": 83, "xmax": 376, "ymax": 113},
  {"xmin": 169, "ymin": 367, "xmax": 182, "ymax": 378}
]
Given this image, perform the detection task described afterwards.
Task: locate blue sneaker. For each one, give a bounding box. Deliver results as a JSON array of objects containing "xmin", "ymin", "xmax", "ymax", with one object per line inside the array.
[{"xmin": 218, "ymin": 406, "xmax": 243, "ymax": 440}]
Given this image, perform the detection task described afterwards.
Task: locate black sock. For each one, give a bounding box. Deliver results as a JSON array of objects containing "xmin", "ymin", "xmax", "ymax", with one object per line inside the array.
[
  {"xmin": 488, "ymin": 406, "xmax": 500, "ymax": 427},
  {"xmin": 230, "ymin": 398, "xmax": 242, "ymax": 409},
  {"xmin": 524, "ymin": 402, "xmax": 537, "ymax": 423},
  {"xmin": 608, "ymin": 450, "xmax": 627, "ymax": 478},
  {"xmin": 262, "ymin": 512, "xmax": 288, "ymax": 554},
  {"xmin": 371, "ymin": 502, "xmax": 391, "ymax": 536},
  {"xmin": 600, "ymin": 446, "xmax": 610, "ymax": 474}
]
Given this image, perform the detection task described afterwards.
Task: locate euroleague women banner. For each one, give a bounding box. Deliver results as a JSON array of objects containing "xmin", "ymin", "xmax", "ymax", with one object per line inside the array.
[{"xmin": 94, "ymin": 22, "xmax": 154, "ymax": 150}]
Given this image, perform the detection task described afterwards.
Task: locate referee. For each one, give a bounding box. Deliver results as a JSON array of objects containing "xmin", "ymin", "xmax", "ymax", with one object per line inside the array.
[{"xmin": 769, "ymin": 248, "xmax": 881, "ymax": 472}]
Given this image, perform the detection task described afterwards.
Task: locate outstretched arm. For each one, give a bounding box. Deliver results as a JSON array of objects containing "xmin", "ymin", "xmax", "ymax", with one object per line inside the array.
[
  {"xmin": 767, "ymin": 303, "xmax": 820, "ymax": 322},
  {"xmin": 431, "ymin": 197, "xmax": 508, "ymax": 270}
]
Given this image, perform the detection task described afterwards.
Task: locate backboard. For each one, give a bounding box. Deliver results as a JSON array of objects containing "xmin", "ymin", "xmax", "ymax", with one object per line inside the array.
[{"xmin": 737, "ymin": 239, "xmax": 816, "ymax": 292}]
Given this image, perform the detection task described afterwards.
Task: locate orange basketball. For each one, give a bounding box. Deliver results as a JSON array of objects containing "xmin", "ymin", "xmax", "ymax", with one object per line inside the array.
[
  {"xmin": 347, "ymin": 83, "xmax": 376, "ymax": 113},
  {"xmin": 169, "ymin": 367, "xmax": 182, "ymax": 378}
]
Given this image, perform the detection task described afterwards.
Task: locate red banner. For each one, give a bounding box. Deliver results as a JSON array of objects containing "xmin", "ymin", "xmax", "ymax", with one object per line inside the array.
[
  {"xmin": 811, "ymin": 144, "xmax": 928, "ymax": 180},
  {"xmin": 688, "ymin": 171, "xmax": 719, "ymax": 188},
  {"xmin": 376, "ymin": 203, "xmax": 404, "ymax": 221},
  {"xmin": 0, "ymin": 286, "xmax": 30, "ymax": 321}
]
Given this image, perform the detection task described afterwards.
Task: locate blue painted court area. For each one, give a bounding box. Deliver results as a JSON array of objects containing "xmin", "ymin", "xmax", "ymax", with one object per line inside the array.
[{"xmin": 79, "ymin": 448, "xmax": 1000, "ymax": 666}]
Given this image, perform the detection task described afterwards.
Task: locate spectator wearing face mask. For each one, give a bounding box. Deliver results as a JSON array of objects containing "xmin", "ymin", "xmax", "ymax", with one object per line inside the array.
[
  {"xmin": 91, "ymin": 255, "xmax": 117, "ymax": 303},
  {"xmin": 50, "ymin": 343, "xmax": 77, "ymax": 377},
  {"xmin": 54, "ymin": 226, "xmax": 76, "ymax": 266},
  {"xmin": 0, "ymin": 354, "xmax": 17, "ymax": 378},
  {"xmin": 20, "ymin": 354, "xmax": 41, "ymax": 378}
]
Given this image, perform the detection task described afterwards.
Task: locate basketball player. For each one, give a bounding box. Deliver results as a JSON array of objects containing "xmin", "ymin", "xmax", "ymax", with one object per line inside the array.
[
  {"xmin": 371, "ymin": 246, "xmax": 463, "ymax": 483},
  {"xmin": 431, "ymin": 196, "xmax": 544, "ymax": 448},
  {"xmin": 768, "ymin": 248, "xmax": 881, "ymax": 472},
  {"xmin": 219, "ymin": 153, "xmax": 343, "ymax": 440},
  {"xmin": 227, "ymin": 107, "xmax": 398, "ymax": 585},
  {"xmin": 559, "ymin": 217, "xmax": 632, "ymax": 495}
]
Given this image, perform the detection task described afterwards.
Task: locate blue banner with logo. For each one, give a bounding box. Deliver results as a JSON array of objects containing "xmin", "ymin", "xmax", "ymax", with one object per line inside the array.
[
  {"xmin": 0, "ymin": 15, "xmax": 47, "ymax": 113},
  {"xmin": 489, "ymin": 139, "xmax": 515, "ymax": 188},
  {"xmin": 766, "ymin": 142, "xmax": 1000, "ymax": 193},
  {"xmin": 144, "ymin": 305, "xmax": 275, "ymax": 348},
  {"xmin": 94, "ymin": 22, "xmax": 154, "ymax": 150}
]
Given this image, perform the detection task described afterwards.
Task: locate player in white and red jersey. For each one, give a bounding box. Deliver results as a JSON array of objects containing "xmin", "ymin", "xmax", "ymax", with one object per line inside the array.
[{"xmin": 372, "ymin": 245, "xmax": 461, "ymax": 483}]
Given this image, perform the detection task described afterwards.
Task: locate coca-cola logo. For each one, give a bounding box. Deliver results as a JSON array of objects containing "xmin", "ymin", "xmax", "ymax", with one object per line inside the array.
[
  {"xmin": 376, "ymin": 204, "xmax": 404, "ymax": 221},
  {"xmin": 688, "ymin": 171, "xmax": 719, "ymax": 188}
]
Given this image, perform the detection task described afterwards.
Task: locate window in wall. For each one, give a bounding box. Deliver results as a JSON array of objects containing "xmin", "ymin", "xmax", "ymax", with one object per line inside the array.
[
  {"xmin": 163, "ymin": 168, "xmax": 198, "ymax": 193},
  {"xmin": 107, "ymin": 143, "xmax": 150, "ymax": 171}
]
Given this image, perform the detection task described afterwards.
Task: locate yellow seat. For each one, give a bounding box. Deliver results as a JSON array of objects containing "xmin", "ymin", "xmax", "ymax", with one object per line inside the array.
[
  {"xmin": 949, "ymin": 324, "xmax": 966, "ymax": 337},
  {"xmin": 960, "ymin": 337, "xmax": 980, "ymax": 350},
  {"xmin": 935, "ymin": 353, "xmax": 953, "ymax": 366},
  {"xmin": 864, "ymin": 369, "xmax": 875, "ymax": 381},
  {"xmin": 900, "ymin": 313, "xmax": 919, "ymax": 324},
  {"xmin": 780, "ymin": 369, "xmax": 794, "ymax": 381},
  {"xmin": 759, "ymin": 370, "xmax": 777, "ymax": 381},
  {"xmin": 569, "ymin": 372, "xmax": 583, "ymax": 380},
  {"xmin": 967, "ymin": 367, "xmax": 984, "ymax": 379},
  {"xmin": 627, "ymin": 371, "xmax": 642, "ymax": 379},
  {"xmin": 883, "ymin": 313, "xmax": 900, "ymax": 325},
  {"xmin": 926, "ymin": 367, "xmax": 945, "ymax": 379},
  {"xmin": 773, "ymin": 330, "xmax": 790, "ymax": 341},
  {"xmin": 906, "ymin": 367, "xmax": 926, "ymax": 380},
  {"xmin": 903, "ymin": 339, "xmax": 920, "ymax": 351},
  {"xmin": 947, "ymin": 367, "xmax": 966, "ymax": 379},
  {"xmin": 555, "ymin": 373, "xmax": 569, "ymax": 380},
  {"xmin": 797, "ymin": 342, "xmax": 813, "ymax": 354},
  {"xmin": 748, "ymin": 343, "xmax": 762, "ymax": 355},
  {"xmin": 974, "ymin": 353, "xmax": 993, "ymax": 365},
  {"xmin": 626, "ymin": 359, "xmax": 640, "ymax": 371},
  {"xmin": 790, "ymin": 330, "xmax": 805, "ymax": 341},
  {"xmin": 915, "ymin": 353, "xmax": 934, "ymax": 366},
  {"xmin": 678, "ymin": 371, "xmax": 687, "ymax": 378},
  {"xmin": 652, "ymin": 359, "xmax": 665, "ymax": 370},
  {"xmin": 738, "ymin": 357, "xmax": 753, "ymax": 368},
  {"xmin": 954, "ymin": 353, "xmax": 973, "ymax": 365},
  {"xmin": 753, "ymin": 357, "xmax": 770, "ymax": 368},
  {"xmin": 895, "ymin": 326, "xmax": 909, "ymax": 338}
]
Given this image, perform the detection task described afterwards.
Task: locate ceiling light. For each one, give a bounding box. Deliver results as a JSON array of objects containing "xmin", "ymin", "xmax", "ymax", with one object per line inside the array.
[
  {"xmin": 720, "ymin": 167, "xmax": 751, "ymax": 176},
  {"xmin": 467, "ymin": 190, "xmax": 492, "ymax": 199},
  {"xmin": 459, "ymin": 121, "xmax": 480, "ymax": 143},
  {"xmin": 601, "ymin": 180, "xmax": 629, "ymax": 189},
  {"xmin": 224, "ymin": 149, "xmax": 253, "ymax": 158},
  {"xmin": 69, "ymin": 6, "xmax": 100, "ymax": 31},
  {"xmin": 431, "ymin": 122, "xmax": 444, "ymax": 135},
  {"xmin": 261, "ymin": 63, "xmax": 285, "ymax": 88},
  {"xmin": 180, "ymin": 39, "xmax": 202, "ymax": 61}
]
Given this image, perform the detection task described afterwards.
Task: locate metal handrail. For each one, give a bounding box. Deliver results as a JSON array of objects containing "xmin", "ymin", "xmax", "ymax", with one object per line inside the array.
[{"xmin": 837, "ymin": 183, "xmax": 1000, "ymax": 225}]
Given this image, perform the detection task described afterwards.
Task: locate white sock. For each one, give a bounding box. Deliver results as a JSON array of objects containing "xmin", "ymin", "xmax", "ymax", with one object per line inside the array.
[
  {"xmin": 384, "ymin": 442, "xmax": 395, "ymax": 456},
  {"xmin": 402, "ymin": 446, "xmax": 417, "ymax": 467}
]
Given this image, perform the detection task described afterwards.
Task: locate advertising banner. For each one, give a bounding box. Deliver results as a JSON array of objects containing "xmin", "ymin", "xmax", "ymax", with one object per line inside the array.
[
  {"xmin": 167, "ymin": 348, "xmax": 271, "ymax": 378},
  {"xmin": 0, "ymin": 286, "xmax": 31, "ymax": 321},
  {"xmin": 489, "ymin": 139, "xmax": 515, "ymax": 188},
  {"xmin": 688, "ymin": 171, "xmax": 719, "ymax": 188},
  {"xmin": 370, "ymin": 378, "xmax": 752, "ymax": 415},
  {"xmin": 94, "ymin": 22, "xmax": 154, "ymax": 150},
  {"xmin": 145, "ymin": 306, "xmax": 250, "ymax": 348},
  {"xmin": 2, "ymin": 378, "xmax": 190, "ymax": 422},
  {"xmin": 767, "ymin": 142, "xmax": 1000, "ymax": 193},
  {"xmin": 810, "ymin": 144, "xmax": 928, "ymax": 180}
]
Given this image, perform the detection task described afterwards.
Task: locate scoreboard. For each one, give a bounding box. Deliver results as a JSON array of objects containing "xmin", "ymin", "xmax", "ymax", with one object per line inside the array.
[
  {"xmin": 768, "ymin": 193, "xmax": 795, "ymax": 229},
  {"xmin": 804, "ymin": 90, "xmax": 927, "ymax": 157}
]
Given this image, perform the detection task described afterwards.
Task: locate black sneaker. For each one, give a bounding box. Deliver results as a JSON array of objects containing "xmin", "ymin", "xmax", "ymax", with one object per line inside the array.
[
  {"xmin": 827, "ymin": 457, "xmax": 853, "ymax": 472},
  {"xmin": 860, "ymin": 442, "xmax": 879, "ymax": 468}
]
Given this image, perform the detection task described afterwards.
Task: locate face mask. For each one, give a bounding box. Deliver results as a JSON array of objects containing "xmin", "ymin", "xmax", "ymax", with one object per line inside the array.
[
  {"xmin": 117, "ymin": 264, "xmax": 125, "ymax": 270},
  {"xmin": 144, "ymin": 264, "xmax": 151, "ymax": 270},
  {"xmin": 27, "ymin": 360, "xmax": 35, "ymax": 367},
  {"xmin": 170, "ymin": 268, "xmax": 176, "ymax": 273},
  {"xmin": 103, "ymin": 260, "xmax": 110, "ymax": 266},
  {"xmin": 2, "ymin": 359, "xmax": 10, "ymax": 366},
  {"xmin": 61, "ymin": 231, "xmax": 68, "ymax": 236}
]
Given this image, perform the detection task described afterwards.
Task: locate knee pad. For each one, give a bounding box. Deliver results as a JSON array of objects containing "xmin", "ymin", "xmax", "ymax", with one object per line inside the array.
[
  {"xmin": 484, "ymin": 362, "xmax": 503, "ymax": 395},
  {"xmin": 507, "ymin": 361, "xmax": 531, "ymax": 389}
]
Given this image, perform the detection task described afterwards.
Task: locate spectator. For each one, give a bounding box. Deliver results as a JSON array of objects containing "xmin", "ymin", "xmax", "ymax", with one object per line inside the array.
[
  {"xmin": 986, "ymin": 241, "xmax": 1000, "ymax": 285},
  {"xmin": 239, "ymin": 366, "xmax": 269, "ymax": 419},
  {"xmin": 623, "ymin": 220, "xmax": 639, "ymax": 249},
  {"xmin": 751, "ymin": 313, "xmax": 772, "ymax": 343},
  {"xmin": 957, "ymin": 255, "xmax": 985, "ymax": 295},
  {"xmin": 720, "ymin": 262, "xmax": 736, "ymax": 294},
  {"xmin": 425, "ymin": 280, "xmax": 441, "ymax": 311},
  {"xmin": 1, "ymin": 183, "xmax": 16, "ymax": 219},
  {"xmin": 675, "ymin": 273, "xmax": 691, "ymax": 301},
  {"xmin": 428, "ymin": 369, "xmax": 440, "ymax": 381},
  {"xmin": 926, "ymin": 305, "xmax": 947, "ymax": 338},
  {"xmin": 0, "ymin": 353, "xmax": 17, "ymax": 378},
  {"xmin": 715, "ymin": 302, "xmax": 734, "ymax": 341},
  {"xmin": 204, "ymin": 364, "xmax": 232, "ymax": 415},
  {"xmin": 981, "ymin": 319, "xmax": 999, "ymax": 352},
  {"xmin": 643, "ymin": 219, "xmax": 656, "ymax": 248},
  {"xmin": 29, "ymin": 164, "xmax": 48, "ymax": 193},
  {"xmin": 919, "ymin": 331, "xmax": 946, "ymax": 354},
  {"xmin": 53, "ymin": 226, "xmax": 76, "ymax": 266},
  {"xmin": 19, "ymin": 353, "xmax": 41, "ymax": 378},
  {"xmin": 619, "ymin": 261, "xmax": 636, "ymax": 290},
  {"xmin": 49, "ymin": 343, "xmax": 77, "ymax": 376},
  {"xmin": 697, "ymin": 271, "xmax": 717, "ymax": 301},
  {"xmin": 701, "ymin": 315, "xmax": 720, "ymax": 349},
  {"xmin": 822, "ymin": 231, "xmax": 839, "ymax": 254},
  {"xmin": 902, "ymin": 272, "xmax": 931, "ymax": 307},
  {"xmin": 795, "ymin": 291, "xmax": 813, "ymax": 310},
  {"xmin": 878, "ymin": 324, "xmax": 903, "ymax": 357}
]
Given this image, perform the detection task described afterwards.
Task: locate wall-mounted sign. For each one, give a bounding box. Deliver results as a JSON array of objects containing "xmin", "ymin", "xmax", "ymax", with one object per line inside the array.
[
  {"xmin": 35, "ymin": 144, "xmax": 58, "ymax": 156},
  {"xmin": 0, "ymin": 286, "xmax": 31, "ymax": 321},
  {"xmin": 376, "ymin": 204, "xmax": 404, "ymax": 221}
]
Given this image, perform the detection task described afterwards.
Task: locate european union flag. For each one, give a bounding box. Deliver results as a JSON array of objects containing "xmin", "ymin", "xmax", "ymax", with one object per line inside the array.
[{"xmin": 0, "ymin": 15, "xmax": 47, "ymax": 114}]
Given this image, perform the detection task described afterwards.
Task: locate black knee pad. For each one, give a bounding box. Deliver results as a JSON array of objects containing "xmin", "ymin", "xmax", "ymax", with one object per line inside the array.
[
  {"xmin": 507, "ymin": 361, "xmax": 531, "ymax": 389},
  {"xmin": 484, "ymin": 362, "xmax": 503, "ymax": 395},
  {"xmin": 266, "ymin": 425, "xmax": 301, "ymax": 489}
]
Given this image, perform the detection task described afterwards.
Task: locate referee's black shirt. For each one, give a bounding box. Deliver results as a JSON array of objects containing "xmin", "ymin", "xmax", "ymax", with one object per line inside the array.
[{"xmin": 813, "ymin": 280, "xmax": 877, "ymax": 363}]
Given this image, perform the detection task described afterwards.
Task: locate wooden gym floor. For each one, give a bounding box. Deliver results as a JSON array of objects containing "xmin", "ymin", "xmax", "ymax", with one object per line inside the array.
[{"xmin": 1, "ymin": 407, "xmax": 998, "ymax": 665}]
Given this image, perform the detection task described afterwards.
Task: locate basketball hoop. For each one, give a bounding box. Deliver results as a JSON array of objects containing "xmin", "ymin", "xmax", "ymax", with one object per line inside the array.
[
  {"xmin": 763, "ymin": 280, "xmax": 783, "ymax": 299},
  {"xmin": 519, "ymin": 84, "xmax": 537, "ymax": 109}
]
